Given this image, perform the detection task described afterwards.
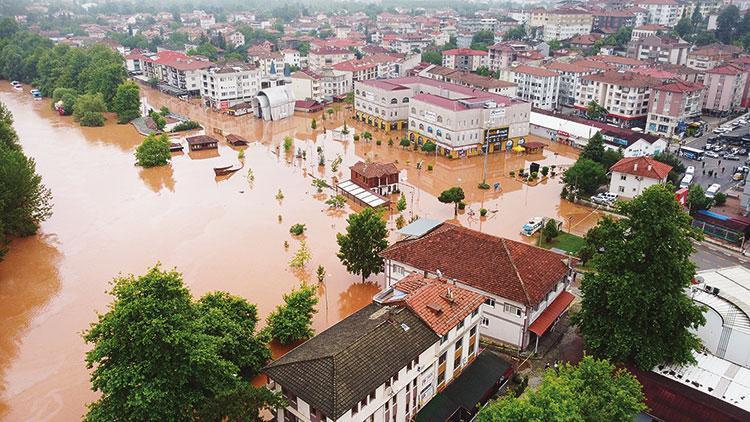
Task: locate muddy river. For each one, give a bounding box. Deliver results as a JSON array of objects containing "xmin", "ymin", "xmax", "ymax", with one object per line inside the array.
[{"xmin": 0, "ymin": 83, "xmax": 601, "ymax": 420}]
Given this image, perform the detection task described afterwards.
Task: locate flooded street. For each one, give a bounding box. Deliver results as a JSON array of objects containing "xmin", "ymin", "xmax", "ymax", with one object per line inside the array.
[{"xmin": 0, "ymin": 83, "xmax": 600, "ymax": 420}]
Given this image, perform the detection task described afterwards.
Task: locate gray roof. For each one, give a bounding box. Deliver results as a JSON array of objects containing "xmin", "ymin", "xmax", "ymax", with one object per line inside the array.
[{"xmin": 264, "ymin": 303, "xmax": 439, "ymax": 419}]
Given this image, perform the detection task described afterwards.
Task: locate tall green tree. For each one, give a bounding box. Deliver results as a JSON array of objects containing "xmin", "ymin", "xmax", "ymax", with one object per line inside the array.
[
  {"xmin": 691, "ymin": 3, "xmax": 704, "ymax": 26},
  {"xmin": 686, "ymin": 184, "xmax": 712, "ymax": 213},
  {"xmin": 653, "ymin": 151, "xmax": 686, "ymax": 186},
  {"xmin": 73, "ymin": 93, "xmax": 107, "ymax": 126},
  {"xmin": 573, "ymin": 185, "xmax": 706, "ymax": 370},
  {"xmin": 83, "ymin": 265, "xmax": 280, "ymax": 421},
  {"xmin": 580, "ymin": 133, "xmax": 605, "ymax": 163},
  {"xmin": 0, "ymin": 103, "xmax": 53, "ymax": 260},
  {"xmin": 562, "ymin": 158, "xmax": 607, "ymax": 196},
  {"xmin": 476, "ymin": 356, "xmax": 645, "ymax": 422},
  {"xmin": 503, "ymin": 26, "xmax": 526, "ymax": 41},
  {"xmin": 438, "ymin": 186, "xmax": 465, "ymax": 217},
  {"xmin": 135, "ymin": 133, "xmax": 172, "ymax": 167},
  {"xmin": 111, "ymin": 81, "xmax": 141, "ymax": 124},
  {"xmin": 265, "ymin": 284, "xmax": 319, "ymax": 345},
  {"xmin": 336, "ymin": 207, "xmax": 388, "ymax": 282},
  {"xmin": 717, "ymin": 5, "xmax": 740, "ymax": 43}
]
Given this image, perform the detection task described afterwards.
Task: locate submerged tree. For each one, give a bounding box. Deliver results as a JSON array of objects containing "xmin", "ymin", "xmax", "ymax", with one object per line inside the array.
[
  {"xmin": 336, "ymin": 208, "xmax": 388, "ymax": 282},
  {"xmin": 135, "ymin": 133, "xmax": 171, "ymax": 167},
  {"xmin": 573, "ymin": 185, "xmax": 706, "ymax": 370},
  {"xmin": 438, "ymin": 186, "xmax": 465, "ymax": 217},
  {"xmin": 83, "ymin": 265, "xmax": 280, "ymax": 421},
  {"xmin": 265, "ymin": 284, "xmax": 319, "ymax": 345},
  {"xmin": 111, "ymin": 81, "xmax": 141, "ymax": 124}
]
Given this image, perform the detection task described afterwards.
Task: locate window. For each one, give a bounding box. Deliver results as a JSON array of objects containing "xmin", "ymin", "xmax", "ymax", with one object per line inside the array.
[
  {"xmin": 485, "ymin": 298, "xmax": 495, "ymax": 307},
  {"xmin": 471, "ymin": 307, "xmax": 479, "ymax": 318},
  {"xmin": 457, "ymin": 318, "xmax": 465, "ymax": 330},
  {"xmin": 440, "ymin": 333, "xmax": 449, "ymax": 344},
  {"xmin": 470, "ymin": 326, "xmax": 477, "ymax": 337},
  {"xmin": 390, "ymin": 98, "xmax": 397, "ymax": 104},
  {"xmin": 620, "ymin": 175, "xmax": 627, "ymax": 181},
  {"xmin": 419, "ymin": 123, "xmax": 424, "ymax": 130},
  {"xmin": 481, "ymin": 317, "xmax": 490, "ymax": 327},
  {"xmin": 411, "ymin": 107, "xmax": 416, "ymax": 113},
  {"xmin": 504, "ymin": 303, "xmax": 522, "ymax": 317},
  {"xmin": 403, "ymin": 97, "xmax": 409, "ymax": 103}
]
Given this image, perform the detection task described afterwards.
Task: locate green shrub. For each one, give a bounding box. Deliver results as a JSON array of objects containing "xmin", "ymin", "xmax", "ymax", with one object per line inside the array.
[
  {"xmin": 289, "ymin": 223, "xmax": 306, "ymax": 236},
  {"xmin": 541, "ymin": 166, "xmax": 549, "ymax": 177},
  {"xmin": 79, "ymin": 111, "xmax": 105, "ymax": 127},
  {"xmin": 478, "ymin": 182, "xmax": 490, "ymax": 189},
  {"xmin": 171, "ymin": 120, "xmax": 201, "ymax": 132},
  {"xmin": 458, "ymin": 201, "xmax": 466, "ymax": 210},
  {"xmin": 509, "ymin": 171, "xmax": 515, "ymax": 177},
  {"xmin": 427, "ymin": 164, "xmax": 433, "ymax": 171},
  {"xmin": 480, "ymin": 208, "xmax": 488, "ymax": 217},
  {"xmin": 421, "ymin": 141, "xmax": 436, "ymax": 153},
  {"xmin": 714, "ymin": 192, "xmax": 727, "ymax": 206},
  {"xmin": 376, "ymin": 139, "xmax": 382, "ymax": 145}
]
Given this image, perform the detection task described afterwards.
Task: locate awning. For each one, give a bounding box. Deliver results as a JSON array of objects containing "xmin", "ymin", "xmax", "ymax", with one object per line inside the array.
[
  {"xmin": 337, "ymin": 180, "xmax": 388, "ymax": 208},
  {"xmin": 528, "ymin": 291, "xmax": 575, "ymax": 337}
]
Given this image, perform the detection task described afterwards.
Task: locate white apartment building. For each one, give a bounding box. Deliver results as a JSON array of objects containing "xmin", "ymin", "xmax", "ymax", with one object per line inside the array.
[
  {"xmin": 543, "ymin": 8, "xmax": 593, "ymax": 42},
  {"xmin": 441, "ymin": 48, "xmax": 487, "ymax": 72},
  {"xmin": 576, "ymin": 70, "xmax": 656, "ymax": 128},
  {"xmin": 487, "ymin": 42, "xmax": 531, "ymax": 72},
  {"xmin": 642, "ymin": 0, "xmax": 683, "ymax": 27},
  {"xmin": 248, "ymin": 51, "xmax": 285, "ymax": 77},
  {"xmin": 265, "ymin": 275, "xmax": 486, "ymax": 422},
  {"xmin": 290, "ymin": 70, "xmax": 322, "ymax": 101},
  {"xmin": 627, "ymin": 35, "xmax": 691, "ymax": 66},
  {"xmin": 137, "ymin": 50, "xmax": 213, "ymax": 95},
  {"xmin": 501, "ymin": 65, "xmax": 560, "ymax": 111},
  {"xmin": 281, "ymin": 49, "xmax": 302, "ymax": 69},
  {"xmin": 381, "ymin": 222, "xmax": 575, "ymax": 352},
  {"xmin": 308, "ymin": 47, "xmax": 356, "ymax": 71},
  {"xmin": 199, "ymin": 63, "xmax": 262, "ymax": 110},
  {"xmin": 319, "ymin": 68, "xmax": 352, "ymax": 98},
  {"xmin": 545, "ymin": 61, "xmax": 600, "ymax": 107}
]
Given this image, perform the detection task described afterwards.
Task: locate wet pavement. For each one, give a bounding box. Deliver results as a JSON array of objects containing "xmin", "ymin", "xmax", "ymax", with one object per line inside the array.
[{"xmin": 0, "ymin": 82, "xmax": 599, "ymax": 420}]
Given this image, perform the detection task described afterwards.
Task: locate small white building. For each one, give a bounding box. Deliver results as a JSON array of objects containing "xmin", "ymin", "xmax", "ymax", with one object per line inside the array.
[
  {"xmin": 265, "ymin": 275, "xmax": 491, "ymax": 422},
  {"xmin": 608, "ymin": 156, "xmax": 672, "ymax": 198},
  {"xmin": 253, "ymin": 85, "xmax": 295, "ymax": 121}
]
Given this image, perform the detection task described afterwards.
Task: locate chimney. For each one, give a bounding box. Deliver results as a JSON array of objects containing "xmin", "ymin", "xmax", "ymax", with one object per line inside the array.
[
  {"xmin": 647, "ymin": 164, "xmax": 652, "ymax": 171},
  {"xmin": 633, "ymin": 162, "xmax": 638, "ymax": 171}
]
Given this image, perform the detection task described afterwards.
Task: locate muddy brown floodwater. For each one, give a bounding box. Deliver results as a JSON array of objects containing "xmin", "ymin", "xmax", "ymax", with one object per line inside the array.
[{"xmin": 0, "ymin": 82, "xmax": 601, "ymax": 421}]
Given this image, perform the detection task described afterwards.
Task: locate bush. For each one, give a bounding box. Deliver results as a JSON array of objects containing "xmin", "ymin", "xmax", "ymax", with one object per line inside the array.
[
  {"xmin": 458, "ymin": 201, "xmax": 466, "ymax": 210},
  {"xmin": 395, "ymin": 215, "xmax": 406, "ymax": 229},
  {"xmin": 509, "ymin": 171, "xmax": 515, "ymax": 177},
  {"xmin": 148, "ymin": 111, "xmax": 166, "ymax": 130},
  {"xmin": 421, "ymin": 141, "xmax": 436, "ymax": 153},
  {"xmin": 478, "ymin": 182, "xmax": 490, "ymax": 189},
  {"xmin": 480, "ymin": 208, "xmax": 488, "ymax": 217},
  {"xmin": 171, "ymin": 120, "xmax": 201, "ymax": 132},
  {"xmin": 531, "ymin": 171, "xmax": 539, "ymax": 179},
  {"xmin": 400, "ymin": 138, "xmax": 410, "ymax": 148},
  {"xmin": 79, "ymin": 111, "xmax": 105, "ymax": 127},
  {"xmin": 376, "ymin": 139, "xmax": 382, "ymax": 146},
  {"xmin": 135, "ymin": 133, "xmax": 171, "ymax": 167},
  {"xmin": 289, "ymin": 223, "xmax": 306, "ymax": 236},
  {"xmin": 541, "ymin": 166, "xmax": 549, "ymax": 177},
  {"xmin": 73, "ymin": 93, "xmax": 106, "ymax": 123},
  {"xmin": 265, "ymin": 284, "xmax": 318, "ymax": 345},
  {"xmin": 427, "ymin": 164, "xmax": 433, "ymax": 171},
  {"xmin": 388, "ymin": 138, "xmax": 394, "ymax": 146},
  {"xmin": 283, "ymin": 136, "xmax": 293, "ymax": 152},
  {"xmin": 714, "ymin": 192, "xmax": 727, "ymax": 206}
]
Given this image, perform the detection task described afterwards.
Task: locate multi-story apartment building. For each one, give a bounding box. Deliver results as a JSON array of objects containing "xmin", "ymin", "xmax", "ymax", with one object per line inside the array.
[
  {"xmin": 487, "ymin": 41, "xmax": 531, "ymax": 72},
  {"xmin": 308, "ymin": 47, "xmax": 356, "ymax": 71},
  {"xmin": 265, "ymin": 275, "xmax": 486, "ymax": 422},
  {"xmin": 417, "ymin": 65, "xmax": 517, "ymax": 97},
  {"xmin": 592, "ymin": 10, "xmax": 636, "ymax": 32},
  {"xmin": 137, "ymin": 50, "xmax": 213, "ymax": 95},
  {"xmin": 545, "ymin": 61, "xmax": 601, "ymax": 107},
  {"xmin": 576, "ymin": 70, "xmax": 656, "ymax": 128},
  {"xmin": 646, "ymin": 79, "xmax": 705, "ymax": 138},
  {"xmin": 334, "ymin": 54, "xmax": 420, "ymax": 83},
  {"xmin": 641, "ymin": 0, "xmax": 682, "ymax": 27},
  {"xmin": 457, "ymin": 16, "xmax": 499, "ymax": 33},
  {"xmin": 381, "ymin": 222, "xmax": 574, "ymax": 352},
  {"xmin": 281, "ymin": 48, "xmax": 302, "ymax": 69},
  {"xmin": 319, "ymin": 68, "xmax": 352, "ymax": 98},
  {"xmin": 542, "ymin": 8, "xmax": 593, "ymax": 42},
  {"xmin": 631, "ymin": 24, "xmax": 667, "ymax": 41},
  {"xmin": 501, "ymin": 65, "xmax": 560, "ymax": 111},
  {"xmin": 353, "ymin": 76, "xmax": 530, "ymax": 150},
  {"xmin": 199, "ymin": 63, "xmax": 262, "ymax": 110},
  {"xmin": 441, "ymin": 48, "xmax": 487, "ymax": 71},
  {"xmin": 627, "ymin": 35, "xmax": 691, "ymax": 66},
  {"xmin": 247, "ymin": 50, "xmax": 285, "ymax": 77},
  {"xmin": 702, "ymin": 64, "xmax": 749, "ymax": 115},
  {"xmin": 687, "ymin": 43, "xmax": 743, "ymax": 75},
  {"xmin": 290, "ymin": 69, "xmax": 322, "ymax": 101}
]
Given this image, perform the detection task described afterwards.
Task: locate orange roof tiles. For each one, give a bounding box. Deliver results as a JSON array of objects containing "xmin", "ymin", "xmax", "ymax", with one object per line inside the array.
[
  {"xmin": 381, "ymin": 223, "xmax": 570, "ymax": 306},
  {"xmin": 610, "ymin": 156, "xmax": 672, "ymax": 179}
]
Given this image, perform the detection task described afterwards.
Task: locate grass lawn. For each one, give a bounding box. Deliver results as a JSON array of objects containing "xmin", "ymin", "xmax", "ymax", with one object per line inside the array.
[{"xmin": 539, "ymin": 232, "xmax": 586, "ymax": 255}]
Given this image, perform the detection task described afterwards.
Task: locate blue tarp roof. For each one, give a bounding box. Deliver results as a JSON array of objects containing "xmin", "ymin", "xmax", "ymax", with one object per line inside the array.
[
  {"xmin": 397, "ymin": 218, "xmax": 443, "ymax": 238},
  {"xmin": 698, "ymin": 209, "xmax": 731, "ymax": 221}
]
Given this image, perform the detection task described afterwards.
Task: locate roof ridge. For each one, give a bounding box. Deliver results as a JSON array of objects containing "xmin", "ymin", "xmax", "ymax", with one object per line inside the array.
[{"xmin": 501, "ymin": 238, "xmax": 532, "ymax": 306}]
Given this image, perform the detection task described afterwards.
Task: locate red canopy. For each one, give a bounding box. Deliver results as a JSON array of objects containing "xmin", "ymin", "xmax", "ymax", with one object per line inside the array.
[{"xmin": 528, "ymin": 291, "xmax": 574, "ymax": 336}]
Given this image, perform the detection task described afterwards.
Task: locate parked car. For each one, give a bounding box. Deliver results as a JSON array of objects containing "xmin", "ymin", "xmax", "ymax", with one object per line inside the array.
[
  {"xmin": 706, "ymin": 183, "xmax": 721, "ymax": 198},
  {"xmin": 739, "ymin": 148, "xmax": 747, "ymax": 155},
  {"xmin": 734, "ymin": 172, "xmax": 745, "ymax": 181},
  {"xmin": 591, "ymin": 192, "xmax": 618, "ymax": 205},
  {"xmin": 706, "ymin": 151, "xmax": 720, "ymax": 158},
  {"xmin": 521, "ymin": 217, "xmax": 544, "ymax": 236},
  {"xmin": 680, "ymin": 174, "xmax": 694, "ymax": 189},
  {"xmin": 725, "ymin": 154, "xmax": 741, "ymax": 161}
]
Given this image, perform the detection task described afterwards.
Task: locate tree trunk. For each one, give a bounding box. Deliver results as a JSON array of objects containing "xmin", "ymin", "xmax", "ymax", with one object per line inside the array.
[{"xmin": 454, "ymin": 203, "xmax": 458, "ymax": 217}]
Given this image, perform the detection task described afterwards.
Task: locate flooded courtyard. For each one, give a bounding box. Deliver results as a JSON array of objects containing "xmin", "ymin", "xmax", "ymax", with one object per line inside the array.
[{"xmin": 0, "ymin": 83, "xmax": 602, "ymax": 420}]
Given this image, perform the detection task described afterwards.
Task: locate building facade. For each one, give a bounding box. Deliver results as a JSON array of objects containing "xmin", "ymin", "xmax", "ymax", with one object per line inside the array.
[
  {"xmin": 441, "ymin": 48, "xmax": 487, "ymax": 71},
  {"xmin": 576, "ymin": 70, "xmax": 656, "ymax": 128},
  {"xmin": 199, "ymin": 63, "xmax": 262, "ymax": 110},
  {"xmin": 646, "ymin": 80, "xmax": 705, "ymax": 139},
  {"xmin": 608, "ymin": 156, "xmax": 672, "ymax": 198},
  {"xmin": 702, "ymin": 64, "xmax": 749, "ymax": 115},
  {"xmin": 504, "ymin": 65, "xmax": 560, "ymax": 111},
  {"xmin": 543, "ymin": 8, "xmax": 593, "ymax": 42}
]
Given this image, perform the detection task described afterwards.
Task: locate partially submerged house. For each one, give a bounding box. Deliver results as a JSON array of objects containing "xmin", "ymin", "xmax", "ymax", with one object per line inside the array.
[
  {"xmin": 350, "ymin": 161, "xmax": 400, "ymax": 196},
  {"xmin": 185, "ymin": 135, "xmax": 219, "ymax": 151},
  {"xmin": 225, "ymin": 134, "xmax": 248, "ymax": 146}
]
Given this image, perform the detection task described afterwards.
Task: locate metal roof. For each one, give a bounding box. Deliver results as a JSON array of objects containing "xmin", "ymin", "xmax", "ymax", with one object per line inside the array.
[
  {"xmin": 397, "ymin": 218, "xmax": 443, "ymax": 238},
  {"xmin": 695, "ymin": 266, "xmax": 750, "ymax": 331},
  {"xmin": 337, "ymin": 180, "xmax": 387, "ymax": 208}
]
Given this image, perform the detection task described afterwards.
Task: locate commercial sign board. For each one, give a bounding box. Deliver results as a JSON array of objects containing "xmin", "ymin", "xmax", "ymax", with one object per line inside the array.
[
  {"xmin": 489, "ymin": 106, "xmax": 506, "ymax": 119},
  {"xmin": 485, "ymin": 127, "xmax": 510, "ymax": 144},
  {"xmin": 424, "ymin": 110, "xmax": 437, "ymax": 122},
  {"xmin": 365, "ymin": 91, "xmax": 375, "ymax": 102}
]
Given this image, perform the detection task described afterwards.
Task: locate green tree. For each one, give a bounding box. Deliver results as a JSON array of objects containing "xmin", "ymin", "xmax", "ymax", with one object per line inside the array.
[
  {"xmin": 476, "ymin": 356, "xmax": 645, "ymax": 422},
  {"xmin": 542, "ymin": 219, "xmax": 559, "ymax": 243},
  {"xmin": 52, "ymin": 87, "xmax": 77, "ymax": 115},
  {"xmin": 503, "ymin": 26, "xmax": 526, "ymax": 41},
  {"xmin": 265, "ymin": 284, "xmax": 319, "ymax": 345},
  {"xmin": 111, "ymin": 81, "xmax": 141, "ymax": 124},
  {"xmin": 438, "ymin": 186, "xmax": 466, "ymax": 217},
  {"xmin": 586, "ymin": 101, "xmax": 608, "ymax": 121},
  {"xmin": 325, "ymin": 194, "xmax": 346, "ymax": 208},
  {"xmin": 675, "ymin": 17, "xmax": 694, "ymax": 39},
  {"xmin": 83, "ymin": 265, "xmax": 279, "ymax": 421},
  {"xmin": 79, "ymin": 111, "xmax": 105, "ymax": 127},
  {"xmin": 283, "ymin": 136, "xmax": 293, "ymax": 152},
  {"xmin": 311, "ymin": 118, "xmax": 317, "ymax": 129},
  {"xmin": 336, "ymin": 208, "xmax": 388, "ymax": 282},
  {"xmin": 653, "ymin": 151, "xmax": 686, "ymax": 186},
  {"xmin": 562, "ymin": 159, "xmax": 607, "ymax": 196},
  {"xmin": 580, "ymin": 133, "xmax": 605, "ymax": 163},
  {"xmin": 714, "ymin": 191, "xmax": 727, "ymax": 206},
  {"xmin": 470, "ymin": 30, "xmax": 495, "ymax": 51},
  {"xmin": 289, "ymin": 240, "xmax": 312, "ymax": 268},
  {"xmin": 421, "ymin": 50, "xmax": 442, "ymax": 65},
  {"xmin": 73, "ymin": 93, "xmax": 106, "ymax": 126},
  {"xmin": 717, "ymin": 5, "xmax": 740, "ymax": 43},
  {"xmin": 686, "ymin": 184, "xmax": 712, "ymax": 213},
  {"xmin": 475, "ymin": 66, "xmax": 491, "ymax": 76},
  {"xmin": 692, "ymin": 3, "xmax": 704, "ymax": 26},
  {"xmin": 397, "ymin": 194, "xmax": 407, "ymax": 212},
  {"xmin": 0, "ymin": 104, "xmax": 53, "ymax": 259},
  {"xmin": 135, "ymin": 133, "xmax": 172, "ymax": 167},
  {"xmin": 573, "ymin": 185, "xmax": 706, "ymax": 370},
  {"xmin": 400, "ymin": 137, "xmax": 411, "ymax": 148},
  {"xmin": 601, "ymin": 149, "xmax": 624, "ymax": 171},
  {"xmin": 421, "ymin": 141, "xmax": 436, "ymax": 152},
  {"xmin": 83, "ymin": 62, "xmax": 127, "ymax": 105}
]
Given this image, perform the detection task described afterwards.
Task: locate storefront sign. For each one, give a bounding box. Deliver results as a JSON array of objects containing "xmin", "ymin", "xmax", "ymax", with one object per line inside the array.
[
  {"xmin": 424, "ymin": 110, "xmax": 437, "ymax": 122},
  {"xmin": 557, "ymin": 130, "xmax": 570, "ymax": 137},
  {"xmin": 485, "ymin": 127, "xmax": 509, "ymax": 143},
  {"xmin": 365, "ymin": 91, "xmax": 375, "ymax": 102},
  {"xmin": 489, "ymin": 107, "xmax": 506, "ymax": 120}
]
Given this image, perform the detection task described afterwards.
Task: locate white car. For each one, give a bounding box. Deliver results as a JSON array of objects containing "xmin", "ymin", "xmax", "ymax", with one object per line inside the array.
[
  {"xmin": 591, "ymin": 193, "xmax": 618, "ymax": 205},
  {"xmin": 705, "ymin": 151, "xmax": 720, "ymax": 158},
  {"xmin": 686, "ymin": 166, "xmax": 695, "ymax": 175}
]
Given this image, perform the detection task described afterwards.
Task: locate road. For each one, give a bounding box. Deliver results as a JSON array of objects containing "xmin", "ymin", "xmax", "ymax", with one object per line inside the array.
[
  {"xmin": 692, "ymin": 241, "xmax": 750, "ymax": 270},
  {"xmin": 676, "ymin": 115, "xmax": 749, "ymax": 193}
]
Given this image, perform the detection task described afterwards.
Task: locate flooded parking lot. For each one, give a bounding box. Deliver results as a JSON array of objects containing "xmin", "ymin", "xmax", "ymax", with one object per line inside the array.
[{"xmin": 0, "ymin": 83, "xmax": 601, "ymax": 420}]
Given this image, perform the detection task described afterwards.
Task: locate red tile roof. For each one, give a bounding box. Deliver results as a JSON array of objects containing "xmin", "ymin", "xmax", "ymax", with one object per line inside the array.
[
  {"xmin": 582, "ymin": 70, "xmax": 657, "ymax": 88},
  {"xmin": 653, "ymin": 80, "xmax": 704, "ymax": 94},
  {"xmin": 395, "ymin": 275, "xmax": 485, "ymax": 336},
  {"xmin": 381, "ymin": 223, "xmax": 570, "ymax": 306},
  {"xmin": 610, "ymin": 156, "xmax": 672, "ymax": 179},
  {"xmin": 442, "ymin": 48, "xmax": 486, "ymax": 57},
  {"xmin": 350, "ymin": 161, "xmax": 399, "ymax": 178},
  {"xmin": 528, "ymin": 291, "xmax": 574, "ymax": 336},
  {"xmin": 708, "ymin": 64, "xmax": 746, "ymax": 76}
]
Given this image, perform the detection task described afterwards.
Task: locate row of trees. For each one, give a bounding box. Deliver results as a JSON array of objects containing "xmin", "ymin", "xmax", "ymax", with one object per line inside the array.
[
  {"xmin": 0, "ymin": 103, "xmax": 53, "ymax": 261},
  {"xmin": 0, "ymin": 19, "xmax": 140, "ymax": 126}
]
